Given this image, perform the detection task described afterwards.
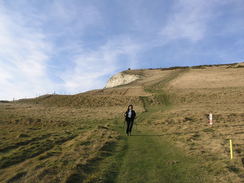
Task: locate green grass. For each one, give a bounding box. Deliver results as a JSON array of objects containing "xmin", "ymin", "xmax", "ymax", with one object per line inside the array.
[
  {"xmin": 111, "ymin": 69, "xmax": 211, "ymax": 182},
  {"xmin": 116, "ymin": 130, "xmax": 210, "ymax": 183},
  {"xmin": 85, "ymin": 117, "xmax": 211, "ymax": 183}
]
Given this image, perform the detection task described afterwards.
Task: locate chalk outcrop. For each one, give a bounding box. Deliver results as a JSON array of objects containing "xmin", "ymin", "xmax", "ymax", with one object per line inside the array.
[{"xmin": 105, "ymin": 72, "xmax": 140, "ymax": 88}]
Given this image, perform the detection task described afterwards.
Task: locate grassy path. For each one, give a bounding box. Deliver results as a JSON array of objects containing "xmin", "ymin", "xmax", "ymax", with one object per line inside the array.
[
  {"xmin": 92, "ymin": 70, "xmax": 211, "ymax": 183},
  {"xmin": 114, "ymin": 69, "xmax": 210, "ymax": 183},
  {"xmin": 114, "ymin": 127, "xmax": 209, "ymax": 183}
]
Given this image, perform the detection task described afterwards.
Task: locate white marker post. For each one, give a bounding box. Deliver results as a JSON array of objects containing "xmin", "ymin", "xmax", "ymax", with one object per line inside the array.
[
  {"xmin": 230, "ymin": 139, "xmax": 233, "ymax": 160},
  {"xmin": 209, "ymin": 113, "xmax": 213, "ymax": 125}
]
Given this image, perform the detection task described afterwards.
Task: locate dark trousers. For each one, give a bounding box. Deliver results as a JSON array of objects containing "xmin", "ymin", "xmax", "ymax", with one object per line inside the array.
[{"xmin": 126, "ymin": 118, "xmax": 134, "ymax": 134}]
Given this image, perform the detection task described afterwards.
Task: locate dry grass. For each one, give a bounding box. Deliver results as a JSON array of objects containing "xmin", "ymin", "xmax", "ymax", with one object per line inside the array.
[
  {"xmin": 168, "ymin": 67, "xmax": 244, "ymax": 89},
  {"xmin": 145, "ymin": 65, "xmax": 244, "ymax": 182},
  {"xmin": 1, "ymin": 64, "xmax": 244, "ymax": 182},
  {"xmin": 0, "ymin": 101, "xmax": 123, "ymax": 182}
]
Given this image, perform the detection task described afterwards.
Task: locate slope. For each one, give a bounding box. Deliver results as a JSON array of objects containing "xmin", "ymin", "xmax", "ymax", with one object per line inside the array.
[
  {"xmin": 84, "ymin": 69, "xmax": 212, "ymax": 183},
  {"xmin": 0, "ymin": 63, "xmax": 244, "ymax": 182},
  {"xmin": 115, "ymin": 69, "xmax": 210, "ymax": 183}
]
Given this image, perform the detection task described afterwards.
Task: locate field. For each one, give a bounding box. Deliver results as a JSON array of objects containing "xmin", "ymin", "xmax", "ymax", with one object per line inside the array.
[{"xmin": 0, "ymin": 63, "xmax": 244, "ymax": 182}]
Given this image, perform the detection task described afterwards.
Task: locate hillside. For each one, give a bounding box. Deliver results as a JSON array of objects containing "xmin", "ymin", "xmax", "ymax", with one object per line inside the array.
[{"xmin": 0, "ymin": 62, "xmax": 244, "ymax": 182}]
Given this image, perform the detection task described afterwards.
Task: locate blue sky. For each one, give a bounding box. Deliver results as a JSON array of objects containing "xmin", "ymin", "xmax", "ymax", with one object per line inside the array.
[{"xmin": 0, "ymin": 0, "xmax": 244, "ymax": 100}]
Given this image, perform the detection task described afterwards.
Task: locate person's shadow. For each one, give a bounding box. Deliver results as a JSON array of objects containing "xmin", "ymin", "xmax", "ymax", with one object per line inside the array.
[{"xmin": 131, "ymin": 134, "xmax": 165, "ymax": 136}]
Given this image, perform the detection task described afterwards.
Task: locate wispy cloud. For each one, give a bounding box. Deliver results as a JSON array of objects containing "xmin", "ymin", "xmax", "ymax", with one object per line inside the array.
[
  {"xmin": 160, "ymin": 0, "xmax": 216, "ymax": 42},
  {"xmin": 0, "ymin": 0, "xmax": 243, "ymax": 100},
  {"xmin": 61, "ymin": 37, "xmax": 141, "ymax": 93},
  {"xmin": 0, "ymin": 2, "xmax": 55, "ymax": 100},
  {"xmin": 0, "ymin": 0, "xmax": 142, "ymax": 100}
]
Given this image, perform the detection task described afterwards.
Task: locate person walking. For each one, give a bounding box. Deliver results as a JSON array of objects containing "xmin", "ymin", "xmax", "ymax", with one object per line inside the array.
[{"xmin": 124, "ymin": 104, "xmax": 136, "ymax": 136}]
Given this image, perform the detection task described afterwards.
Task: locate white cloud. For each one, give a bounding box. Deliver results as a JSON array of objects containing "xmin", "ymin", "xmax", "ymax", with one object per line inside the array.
[
  {"xmin": 0, "ymin": 1, "xmax": 143, "ymax": 100},
  {"xmin": 60, "ymin": 37, "xmax": 141, "ymax": 93},
  {"xmin": 0, "ymin": 2, "xmax": 54, "ymax": 100},
  {"xmin": 160, "ymin": 0, "xmax": 216, "ymax": 42}
]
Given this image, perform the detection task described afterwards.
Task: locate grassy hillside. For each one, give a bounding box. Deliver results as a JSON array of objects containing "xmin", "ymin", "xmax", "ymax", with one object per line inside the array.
[{"xmin": 0, "ymin": 63, "xmax": 244, "ymax": 182}]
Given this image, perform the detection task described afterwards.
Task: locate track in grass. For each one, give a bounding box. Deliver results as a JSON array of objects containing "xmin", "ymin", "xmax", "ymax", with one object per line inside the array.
[
  {"xmin": 113, "ymin": 127, "xmax": 210, "ymax": 183},
  {"xmin": 108, "ymin": 70, "xmax": 211, "ymax": 183}
]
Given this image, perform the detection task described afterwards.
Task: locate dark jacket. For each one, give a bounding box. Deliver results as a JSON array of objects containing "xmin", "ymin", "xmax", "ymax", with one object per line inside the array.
[{"xmin": 124, "ymin": 110, "xmax": 136, "ymax": 120}]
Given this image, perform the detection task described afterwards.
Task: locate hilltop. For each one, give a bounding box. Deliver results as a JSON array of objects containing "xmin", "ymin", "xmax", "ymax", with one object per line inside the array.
[{"xmin": 0, "ymin": 62, "xmax": 244, "ymax": 182}]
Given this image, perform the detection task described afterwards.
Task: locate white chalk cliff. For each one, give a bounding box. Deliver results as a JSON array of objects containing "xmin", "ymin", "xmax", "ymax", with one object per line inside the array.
[{"xmin": 105, "ymin": 72, "xmax": 140, "ymax": 88}]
